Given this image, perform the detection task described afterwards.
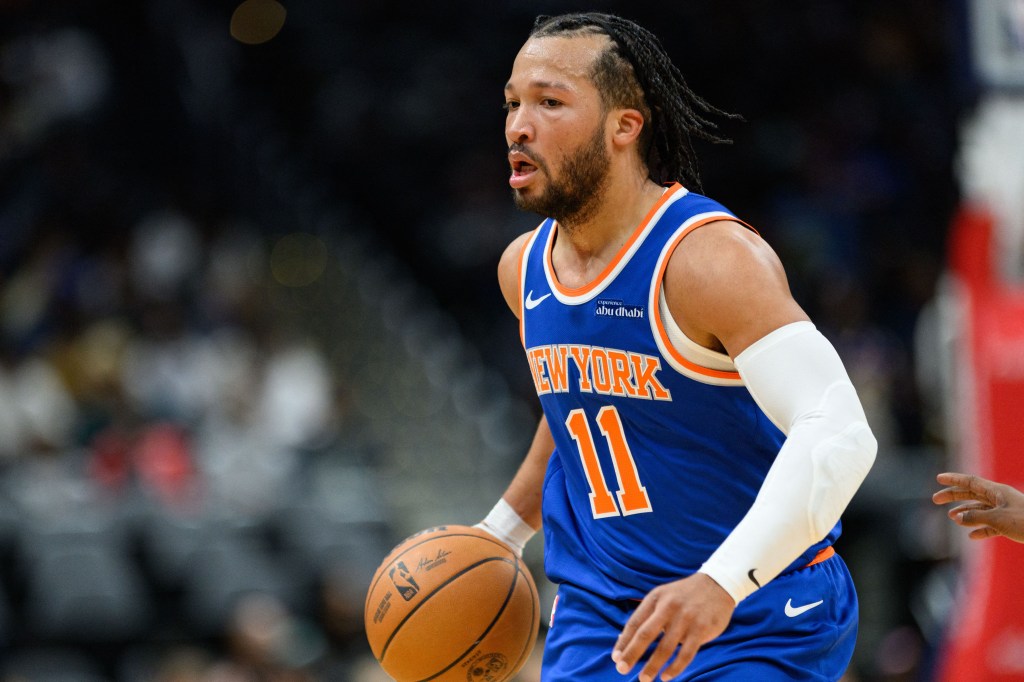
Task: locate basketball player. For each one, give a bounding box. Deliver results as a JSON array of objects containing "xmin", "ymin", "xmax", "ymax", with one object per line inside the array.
[
  {"xmin": 473, "ymin": 12, "xmax": 878, "ymax": 681},
  {"xmin": 933, "ymin": 472, "xmax": 1024, "ymax": 543}
]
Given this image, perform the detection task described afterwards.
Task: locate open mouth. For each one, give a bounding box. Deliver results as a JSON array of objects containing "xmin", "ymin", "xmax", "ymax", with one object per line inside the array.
[
  {"xmin": 509, "ymin": 153, "xmax": 539, "ymax": 188},
  {"xmin": 512, "ymin": 159, "xmax": 537, "ymax": 175}
]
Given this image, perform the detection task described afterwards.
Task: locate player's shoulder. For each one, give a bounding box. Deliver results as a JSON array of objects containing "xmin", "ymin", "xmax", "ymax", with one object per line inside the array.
[
  {"xmin": 678, "ymin": 217, "xmax": 765, "ymax": 250},
  {"xmin": 667, "ymin": 218, "xmax": 781, "ymax": 283},
  {"xmin": 663, "ymin": 217, "xmax": 803, "ymax": 355},
  {"xmin": 502, "ymin": 229, "xmax": 536, "ymax": 263},
  {"xmin": 498, "ymin": 229, "xmax": 537, "ymax": 281},
  {"xmin": 497, "ymin": 228, "xmax": 539, "ymax": 317}
]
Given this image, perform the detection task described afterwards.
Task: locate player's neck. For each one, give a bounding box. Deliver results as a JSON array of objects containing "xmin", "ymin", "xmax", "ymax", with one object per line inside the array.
[
  {"xmin": 551, "ymin": 176, "xmax": 664, "ymax": 288},
  {"xmin": 557, "ymin": 176, "xmax": 663, "ymax": 253}
]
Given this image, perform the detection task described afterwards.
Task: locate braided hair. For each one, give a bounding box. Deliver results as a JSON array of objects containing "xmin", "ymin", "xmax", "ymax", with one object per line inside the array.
[{"xmin": 530, "ymin": 12, "xmax": 741, "ymax": 191}]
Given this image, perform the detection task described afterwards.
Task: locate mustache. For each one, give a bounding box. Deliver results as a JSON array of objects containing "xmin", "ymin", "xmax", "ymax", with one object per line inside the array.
[{"xmin": 508, "ymin": 142, "xmax": 544, "ymax": 167}]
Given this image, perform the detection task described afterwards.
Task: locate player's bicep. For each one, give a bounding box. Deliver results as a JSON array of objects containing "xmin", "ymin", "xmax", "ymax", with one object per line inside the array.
[{"xmin": 664, "ymin": 221, "xmax": 808, "ymax": 358}]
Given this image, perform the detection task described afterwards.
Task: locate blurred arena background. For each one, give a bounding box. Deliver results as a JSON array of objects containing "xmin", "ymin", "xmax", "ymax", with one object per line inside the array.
[{"xmin": 0, "ymin": 0, "xmax": 1017, "ymax": 680}]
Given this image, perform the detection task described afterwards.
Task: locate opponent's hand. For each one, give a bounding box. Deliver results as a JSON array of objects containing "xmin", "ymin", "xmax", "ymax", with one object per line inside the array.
[
  {"xmin": 611, "ymin": 573, "xmax": 734, "ymax": 681},
  {"xmin": 933, "ymin": 472, "xmax": 1024, "ymax": 543}
]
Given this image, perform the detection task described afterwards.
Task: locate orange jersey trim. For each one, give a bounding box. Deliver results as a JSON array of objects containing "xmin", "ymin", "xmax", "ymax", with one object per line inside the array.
[
  {"xmin": 545, "ymin": 184, "xmax": 686, "ymax": 298},
  {"xmin": 806, "ymin": 545, "xmax": 835, "ymax": 567}
]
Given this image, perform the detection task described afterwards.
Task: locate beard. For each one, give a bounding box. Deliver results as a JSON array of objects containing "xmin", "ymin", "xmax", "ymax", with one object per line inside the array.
[{"xmin": 511, "ymin": 125, "xmax": 611, "ymax": 228}]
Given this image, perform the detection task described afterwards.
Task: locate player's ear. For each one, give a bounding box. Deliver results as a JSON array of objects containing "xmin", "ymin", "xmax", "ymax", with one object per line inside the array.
[{"xmin": 610, "ymin": 108, "xmax": 645, "ymax": 148}]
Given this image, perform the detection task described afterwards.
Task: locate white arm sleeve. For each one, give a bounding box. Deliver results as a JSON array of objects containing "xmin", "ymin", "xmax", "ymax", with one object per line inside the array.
[{"xmin": 698, "ymin": 321, "xmax": 877, "ymax": 603}]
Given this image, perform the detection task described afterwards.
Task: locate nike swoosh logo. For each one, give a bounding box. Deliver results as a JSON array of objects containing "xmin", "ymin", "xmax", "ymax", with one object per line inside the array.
[
  {"xmin": 785, "ymin": 598, "xmax": 824, "ymax": 617},
  {"xmin": 747, "ymin": 569, "xmax": 761, "ymax": 588},
  {"xmin": 524, "ymin": 291, "xmax": 552, "ymax": 310}
]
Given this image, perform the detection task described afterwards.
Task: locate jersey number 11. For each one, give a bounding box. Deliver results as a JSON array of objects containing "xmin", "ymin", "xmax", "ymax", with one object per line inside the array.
[{"xmin": 565, "ymin": 406, "xmax": 653, "ymax": 518}]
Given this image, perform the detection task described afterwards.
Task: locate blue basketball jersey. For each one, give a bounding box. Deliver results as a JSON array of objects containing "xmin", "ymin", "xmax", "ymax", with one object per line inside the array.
[{"xmin": 518, "ymin": 183, "xmax": 839, "ymax": 601}]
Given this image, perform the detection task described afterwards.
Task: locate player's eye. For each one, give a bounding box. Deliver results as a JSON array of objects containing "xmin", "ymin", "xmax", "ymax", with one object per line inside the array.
[
  {"xmin": 540, "ymin": 98, "xmax": 561, "ymax": 108},
  {"xmin": 503, "ymin": 100, "xmax": 520, "ymax": 112}
]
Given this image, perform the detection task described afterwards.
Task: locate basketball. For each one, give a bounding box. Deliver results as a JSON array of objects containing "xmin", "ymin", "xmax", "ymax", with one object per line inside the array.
[{"xmin": 364, "ymin": 525, "xmax": 540, "ymax": 682}]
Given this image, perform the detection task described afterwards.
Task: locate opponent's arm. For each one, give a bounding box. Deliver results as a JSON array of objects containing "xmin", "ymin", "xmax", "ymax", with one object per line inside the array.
[
  {"xmin": 933, "ymin": 472, "xmax": 1024, "ymax": 542},
  {"xmin": 613, "ymin": 221, "xmax": 877, "ymax": 682},
  {"xmin": 475, "ymin": 232, "xmax": 548, "ymax": 555}
]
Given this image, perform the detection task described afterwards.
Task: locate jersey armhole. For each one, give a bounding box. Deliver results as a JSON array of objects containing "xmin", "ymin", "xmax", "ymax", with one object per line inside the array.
[
  {"xmin": 656, "ymin": 283, "xmax": 737, "ymax": 372},
  {"xmin": 649, "ymin": 215, "xmax": 749, "ymax": 386}
]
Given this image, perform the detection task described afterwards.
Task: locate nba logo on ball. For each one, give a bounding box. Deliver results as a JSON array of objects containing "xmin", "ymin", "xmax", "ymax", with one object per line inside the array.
[
  {"xmin": 389, "ymin": 561, "xmax": 420, "ymax": 601},
  {"xmin": 364, "ymin": 525, "xmax": 540, "ymax": 682}
]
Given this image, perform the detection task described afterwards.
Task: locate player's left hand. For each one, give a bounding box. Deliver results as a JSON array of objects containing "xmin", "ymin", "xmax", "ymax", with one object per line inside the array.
[{"xmin": 611, "ymin": 572, "xmax": 734, "ymax": 681}]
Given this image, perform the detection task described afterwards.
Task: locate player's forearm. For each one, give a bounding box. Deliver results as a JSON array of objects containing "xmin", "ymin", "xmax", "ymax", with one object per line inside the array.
[
  {"xmin": 699, "ymin": 322, "xmax": 877, "ymax": 603},
  {"xmin": 476, "ymin": 416, "xmax": 552, "ymax": 554},
  {"xmin": 499, "ymin": 415, "xmax": 553, "ymax": 528}
]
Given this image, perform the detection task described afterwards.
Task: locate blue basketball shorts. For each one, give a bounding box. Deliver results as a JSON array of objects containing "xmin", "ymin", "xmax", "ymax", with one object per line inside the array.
[{"xmin": 540, "ymin": 553, "xmax": 858, "ymax": 681}]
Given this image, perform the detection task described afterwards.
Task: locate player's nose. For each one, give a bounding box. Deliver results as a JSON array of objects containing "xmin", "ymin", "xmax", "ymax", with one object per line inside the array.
[{"xmin": 505, "ymin": 108, "xmax": 533, "ymax": 144}]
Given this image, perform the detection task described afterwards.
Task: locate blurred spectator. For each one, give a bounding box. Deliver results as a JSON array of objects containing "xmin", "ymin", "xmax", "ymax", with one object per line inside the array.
[
  {"xmin": 0, "ymin": 26, "xmax": 110, "ymax": 148},
  {"xmin": 0, "ymin": 352, "xmax": 77, "ymax": 461}
]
